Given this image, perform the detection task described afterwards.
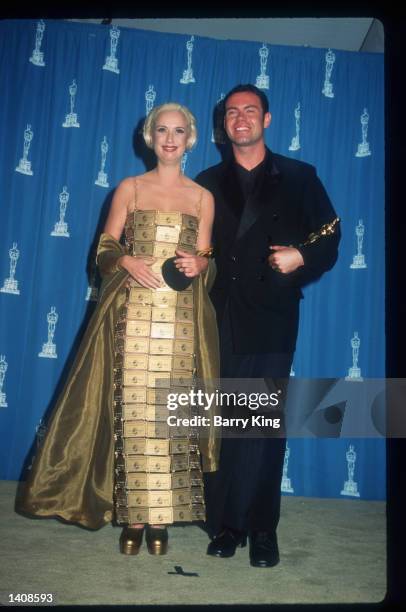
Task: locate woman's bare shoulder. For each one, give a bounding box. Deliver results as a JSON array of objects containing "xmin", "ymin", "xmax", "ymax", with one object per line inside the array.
[
  {"xmin": 115, "ymin": 176, "xmax": 136, "ymax": 193},
  {"xmin": 135, "ymin": 171, "xmax": 156, "ymax": 185},
  {"xmin": 183, "ymin": 176, "xmax": 212, "ymax": 198},
  {"xmin": 115, "ymin": 173, "xmax": 154, "ymax": 198}
]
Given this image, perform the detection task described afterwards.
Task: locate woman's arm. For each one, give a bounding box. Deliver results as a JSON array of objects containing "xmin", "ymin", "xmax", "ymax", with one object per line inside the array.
[
  {"xmin": 175, "ymin": 188, "xmax": 214, "ymax": 278},
  {"xmin": 103, "ymin": 177, "xmax": 134, "ymax": 240},
  {"xmin": 102, "ymin": 178, "xmax": 162, "ymax": 288},
  {"xmin": 196, "ymin": 188, "xmax": 214, "ymax": 253}
]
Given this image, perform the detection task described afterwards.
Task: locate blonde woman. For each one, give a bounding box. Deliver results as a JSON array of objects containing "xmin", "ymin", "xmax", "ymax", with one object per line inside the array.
[{"xmin": 18, "ymin": 104, "xmax": 220, "ymax": 556}]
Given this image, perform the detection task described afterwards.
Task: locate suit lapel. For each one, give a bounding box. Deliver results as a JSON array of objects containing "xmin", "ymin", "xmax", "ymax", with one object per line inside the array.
[{"xmin": 217, "ymin": 159, "xmax": 245, "ymax": 223}]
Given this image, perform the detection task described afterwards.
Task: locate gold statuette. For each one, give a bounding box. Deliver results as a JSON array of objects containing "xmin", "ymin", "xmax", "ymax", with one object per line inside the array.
[{"xmin": 299, "ymin": 217, "xmax": 340, "ymax": 246}]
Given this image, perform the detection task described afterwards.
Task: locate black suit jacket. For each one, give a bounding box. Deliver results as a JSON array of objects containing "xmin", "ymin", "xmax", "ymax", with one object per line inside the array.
[{"xmin": 195, "ymin": 149, "xmax": 340, "ymax": 354}]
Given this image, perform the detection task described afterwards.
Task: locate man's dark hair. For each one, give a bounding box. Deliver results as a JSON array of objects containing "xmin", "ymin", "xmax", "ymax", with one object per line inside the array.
[{"xmin": 223, "ymin": 84, "xmax": 269, "ymax": 116}]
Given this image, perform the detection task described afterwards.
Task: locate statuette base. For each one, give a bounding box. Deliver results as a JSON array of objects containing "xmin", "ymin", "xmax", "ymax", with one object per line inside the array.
[
  {"xmin": 29, "ymin": 51, "xmax": 45, "ymax": 67},
  {"xmin": 345, "ymin": 367, "xmax": 363, "ymax": 382},
  {"xmin": 255, "ymin": 75, "xmax": 269, "ymax": 90},
  {"xmin": 103, "ymin": 57, "xmax": 120, "ymax": 74},
  {"xmin": 356, "ymin": 143, "xmax": 371, "ymax": 158},
  {"xmin": 1, "ymin": 279, "xmax": 20, "ymax": 295},
  {"xmin": 180, "ymin": 69, "xmax": 195, "ymax": 84},
  {"xmin": 289, "ymin": 137, "xmax": 300, "ymax": 151},
  {"xmin": 281, "ymin": 478, "xmax": 294, "ymax": 493},
  {"xmin": 15, "ymin": 159, "xmax": 33, "ymax": 176},
  {"xmin": 62, "ymin": 113, "xmax": 80, "ymax": 128},
  {"xmin": 95, "ymin": 171, "xmax": 109, "ymax": 188},
  {"xmin": 51, "ymin": 222, "xmax": 70, "ymax": 238},
  {"xmin": 39, "ymin": 343, "xmax": 57, "ymax": 359},
  {"xmin": 350, "ymin": 255, "xmax": 367, "ymax": 269},
  {"xmin": 341, "ymin": 481, "xmax": 360, "ymax": 497},
  {"xmin": 322, "ymin": 82, "xmax": 334, "ymax": 98}
]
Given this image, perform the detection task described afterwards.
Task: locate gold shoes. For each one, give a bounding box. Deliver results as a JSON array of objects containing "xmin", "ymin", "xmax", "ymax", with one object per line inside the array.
[
  {"xmin": 119, "ymin": 526, "xmax": 144, "ymax": 555},
  {"xmin": 145, "ymin": 525, "xmax": 168, "ymax": 555}
]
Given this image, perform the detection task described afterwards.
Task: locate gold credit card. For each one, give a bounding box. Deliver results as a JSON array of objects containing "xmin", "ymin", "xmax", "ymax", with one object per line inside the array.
[
  {"xmin": 126, "ymin": 320, "xmax": 151, "ymax": 337},
  {"xmin": 174, "ymin": 339, "xmax": 194, "ymax": 355},
  {"xmin": 151, "ymin": 322, "xmax": 175, "ymax": 339},
  {"xmin": 149, "ymin": 338, "xmax": 174, "ymax": 355},
  {"xmin": 133, "ymin": 242, "xmax": 154, "ymax": 256},
  {"xmin": 125, "ymin": 337, "xmax": 150, "ymax": 353},
  {"xmin": 123, "ymin": 421, "xmax": 147, "ymax": 437},
  {"xmin": 126, "ymin": 305, "xmax": 152, "ymax": 320},
  {"xmin": 156, "ymin": 225, "xmax": 180, "ymax": 243},
  {"xmin": 145, "ymin": 439, "xmax": 170, "ymax": 456},
  {"xmin": 123, "ymin": 370, "xmax": 148, "ymax": 386},
  {"xmin": 124, "ymin": 438, "xmax": 147, "ymax": 455},
  {"xmin": 156, "ymin": 211, "xmax": 182, "ymax": 226},
  {"xmin": 128, "ymin": 288, "xmax": 153, "ymax": 304},
  {"xmin": 147, "ymin": 371, "xmax": 171, "ymax": 388},
  {"xmin": 152, "ymin": 292, "xmax": 177, "ymax": 307},
  {"xmin": 153, "ymin": 242, "xmax": 176, "ymax": 258},
  {"xmin": 123, "ymin": 404, "xmax": 146, "ymax": 420},
  {"xmin": 148, "ymin": 355, "xmax": 173, "ymax": 372},
  {"xmin": 173, "ymin": 355, "xmax": 194, "ymax": 371},
  {"xmin": 175, "ymin": 322, "xmax": 194, "ymax": 339},
  {"xmin": 124, "ymin": 354, "xmax": 148, "ymax": 370},
  {"xmin": 177, "ymin": 293, "xmax": 193, "ymax": 309},
  {"xmin": 152, "ymin": 306, "xmax": 176, "ymax": 323},
  {"xmin": 123, "ymin": 387, "xmax": 147, "ymax": 404},
  {"xmin": 135, "ymin": 211, "xmax": 156, "ymax": 226},
  {"xmin": 134, "ymin": 226, "xmax": 155, "ymax": 241}
]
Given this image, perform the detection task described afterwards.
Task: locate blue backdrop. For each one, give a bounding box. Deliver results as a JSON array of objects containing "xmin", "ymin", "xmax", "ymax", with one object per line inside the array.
[{"xmin": 0, "ymin": 19, "xmax": 385, "ymax": 500}]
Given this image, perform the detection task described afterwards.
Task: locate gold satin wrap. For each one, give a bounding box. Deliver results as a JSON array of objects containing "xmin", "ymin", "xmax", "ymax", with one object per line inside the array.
[{"xmin": 17, "ymin": 233, "xmax": 220, "ymax": 529}]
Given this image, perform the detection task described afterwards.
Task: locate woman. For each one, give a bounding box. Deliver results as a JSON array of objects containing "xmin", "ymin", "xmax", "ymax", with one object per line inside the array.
[{"xmin": 17, "ymin": 103, "xmax": 220, "ymax": 556}]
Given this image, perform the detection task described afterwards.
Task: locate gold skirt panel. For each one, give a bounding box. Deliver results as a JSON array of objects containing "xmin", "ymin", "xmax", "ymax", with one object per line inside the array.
[{"xmin": 113, "ymin": 210, "xmax": 205, "ymax": 525}]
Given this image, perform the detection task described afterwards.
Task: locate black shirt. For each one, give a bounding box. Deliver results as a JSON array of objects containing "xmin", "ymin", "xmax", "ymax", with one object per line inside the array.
[{"xmin": 233, "ymin": 152, "xmax": 268, "ymax": 202}]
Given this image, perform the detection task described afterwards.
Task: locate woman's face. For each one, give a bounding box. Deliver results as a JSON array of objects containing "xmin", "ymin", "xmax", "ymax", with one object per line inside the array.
[{"xmin": 152, "ymin": 110, "xmax": 190, "ymax": 163}]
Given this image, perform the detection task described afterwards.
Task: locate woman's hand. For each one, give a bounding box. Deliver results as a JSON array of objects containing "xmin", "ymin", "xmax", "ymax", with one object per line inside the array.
[
  {"xmin": 174, "ymin": 248, "xmax": 209, "ymax": 278},
  {"xmin": 118, "ymin": 254, "xmax": 163, "ymax": 289}
]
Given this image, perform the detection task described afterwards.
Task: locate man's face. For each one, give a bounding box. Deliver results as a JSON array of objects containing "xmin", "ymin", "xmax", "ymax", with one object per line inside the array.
[{"xmin": 224, "ymin": 91, "xmax": 271, "ymax": 148}]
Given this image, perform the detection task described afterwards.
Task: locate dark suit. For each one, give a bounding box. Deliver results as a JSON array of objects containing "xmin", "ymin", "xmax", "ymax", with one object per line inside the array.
[
  {"xmin": 196, "ymin": 148, "xmax": 340, "ymax": 355},
  {"xmin": 195, "ymin": 148, "xmax": 340, "ymax": 536}
]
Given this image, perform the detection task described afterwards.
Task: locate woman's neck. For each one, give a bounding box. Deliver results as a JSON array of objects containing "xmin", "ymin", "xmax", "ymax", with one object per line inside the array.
[{"xmin": 153, "ymin": 162, "xmax": 183, "ymax": 186}]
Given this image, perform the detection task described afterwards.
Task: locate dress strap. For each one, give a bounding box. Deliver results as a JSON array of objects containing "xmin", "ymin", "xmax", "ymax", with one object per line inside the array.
[
  {"xmin": 133, "ymin": 178, "xmax": 139, "ymax": 212},
  {"xmin": 196, "ymin": 189, "xmax": 204, "ymax": 221},
  {"xmin": 131, "ymin": 178, "xmax": 139, "ymax": 231}
]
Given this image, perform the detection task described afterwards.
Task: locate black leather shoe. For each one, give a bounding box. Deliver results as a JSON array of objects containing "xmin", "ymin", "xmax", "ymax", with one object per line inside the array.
[
  {"xmin": 207, "ymin": 528, "xmax": 247, "ymax": 558},
  {"xmin": 249, "ymin": 531, "xmax": 280, "ymax": 567}
]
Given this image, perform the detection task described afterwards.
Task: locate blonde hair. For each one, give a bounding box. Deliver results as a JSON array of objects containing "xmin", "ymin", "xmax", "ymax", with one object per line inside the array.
[{"xmin": 143, "ymin": 103, "xmax": 197, "ymax": 150}]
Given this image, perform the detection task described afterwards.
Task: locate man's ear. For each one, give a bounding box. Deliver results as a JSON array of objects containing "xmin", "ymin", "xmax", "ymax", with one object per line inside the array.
[{"xmin": 264, "ymin": 112, "xmax": 271, "ymax": 128}]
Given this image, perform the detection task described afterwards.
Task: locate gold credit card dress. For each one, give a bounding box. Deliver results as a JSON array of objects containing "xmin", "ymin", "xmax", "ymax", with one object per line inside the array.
[{"xmin": 113, "ymin": 209, "xmax": 205, "ymax": 525}]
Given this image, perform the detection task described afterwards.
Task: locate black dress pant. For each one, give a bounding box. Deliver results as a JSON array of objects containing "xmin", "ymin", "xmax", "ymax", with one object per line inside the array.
[{"xmin": 204, "ymin": 303, "xmax": 293, "ymax": 536}]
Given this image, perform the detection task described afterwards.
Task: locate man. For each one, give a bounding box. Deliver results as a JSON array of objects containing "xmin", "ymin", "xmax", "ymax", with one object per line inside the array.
[{"xmin": 195, "ymin": 84, "xmax": 340, "ymax": 567}]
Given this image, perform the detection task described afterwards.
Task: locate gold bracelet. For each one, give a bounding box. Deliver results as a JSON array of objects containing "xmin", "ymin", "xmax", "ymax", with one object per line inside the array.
[{"xmin": 196, "ymin": 247, "xmax": 214, "ymax": 258}]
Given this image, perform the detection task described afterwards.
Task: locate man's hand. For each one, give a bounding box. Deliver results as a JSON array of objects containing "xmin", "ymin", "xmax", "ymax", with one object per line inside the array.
[{"xmin": 268, "ymin": 245, "xmax": 304, "ymax": 274}]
